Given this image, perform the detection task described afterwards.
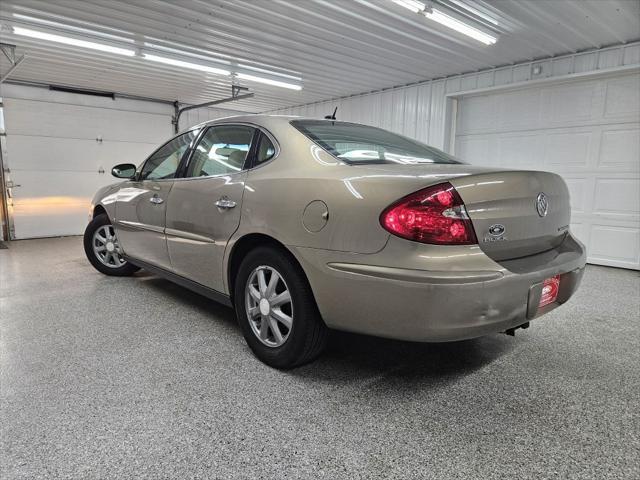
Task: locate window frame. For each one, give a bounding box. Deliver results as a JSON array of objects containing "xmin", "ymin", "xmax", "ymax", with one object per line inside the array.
[
  {"xmin": 136, "ymin": 129, "xmax": 200, "ymax": 182},
  {"xmin": 250, "ymin": 130, "xmax": 278, "ymax": 169},
  {"xmin": 175, "ymin": 122, "xmax": 281, "ymax": 180},
  {"xmin": 178, "ymin": 124, "xmax": 257, "ymax": 179}
]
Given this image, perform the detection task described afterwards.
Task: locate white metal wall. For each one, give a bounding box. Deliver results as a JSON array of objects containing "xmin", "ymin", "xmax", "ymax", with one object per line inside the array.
[
  {"xmin": 268, "ymin": 43, "xmax": 640, "ymax": 150},
  {"xmin": 1, "ymin": 84, "xmax": 173, "ymax": 239}
]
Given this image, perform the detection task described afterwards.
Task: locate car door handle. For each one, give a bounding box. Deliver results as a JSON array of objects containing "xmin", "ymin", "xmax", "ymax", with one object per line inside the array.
[
  {"xmin": 215, "ymin": 197, "xmax": 237, "ymax": 209},
  {"xmin": 149, "ymin": 196, "xmax": 164, "ymax": 204}
]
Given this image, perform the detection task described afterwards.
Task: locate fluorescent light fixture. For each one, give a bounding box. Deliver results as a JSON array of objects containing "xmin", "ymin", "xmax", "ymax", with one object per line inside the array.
[
  {"xmin": 13, "ymin": 13, "xmax": 135, "ymax": 42},
  {"xmin": 143, "ymin": 54, "xmax": 230, "ymax": 76},
  {"xmin": 390, "ymin": 1, "xmax": 498, "ymax": 45},
  {"xmin": 425, "ymin": 9, "xmax": 497, "ymax": 45},
  {"xmin": 236, "ymin": 73, "xmax": 302, "ymax": 90},
  {"xmin": 11, "ymin": 26, "xmax": 136, "ymax": 55},
  {"xmin": 390, "ymin": 0, "xmax": 426, "ymax": 13}
]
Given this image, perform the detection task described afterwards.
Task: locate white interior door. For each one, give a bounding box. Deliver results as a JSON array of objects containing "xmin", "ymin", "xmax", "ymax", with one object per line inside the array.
[
  {"xmin": 2, "ymin": 91, "xmax": 172, "ymax": 239},
  {"xmin": 454, "ymin": 72, "xmax": 640, "ymax": 270}
]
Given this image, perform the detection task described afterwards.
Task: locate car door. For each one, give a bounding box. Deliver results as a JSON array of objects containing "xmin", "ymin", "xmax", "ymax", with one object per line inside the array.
[
  {"xmin": 165, "ymin": 124, "xmax": 257, "ymax": 292},
  {"xmin": 115, "ymin": 130, "xmax": 198, "ymax": 269}
]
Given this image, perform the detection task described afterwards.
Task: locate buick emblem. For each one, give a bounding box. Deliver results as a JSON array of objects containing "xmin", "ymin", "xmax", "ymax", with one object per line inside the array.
[
  {"xmin": 488, "ymin": 224, "xmax": 505, "ymax": 237},
  {"xmin": 536, "ymin": 192, "xmax": 549, "ymax": 218}
]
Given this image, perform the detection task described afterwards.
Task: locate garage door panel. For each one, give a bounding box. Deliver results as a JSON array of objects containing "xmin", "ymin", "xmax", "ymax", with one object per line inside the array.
[
  {"xmin": 497, "ymin": 134, "xmax": 542, "ymax": 168},
  {"xmin": 3, "ymin": 98, "xmax": 169, "ymax": 144},
  {"xmin": 498, "ymin": 89, "xmax": 541, "ymax": 129},
  {"xmin": 10, "ymin": 170, "xmax": 114, "ymax": 201},
  {"xmin": 5, "ymin": 135, "xmax": 157, "ymax": 172},
  {"xmin": 589, "ymin": 225, "xmax": 640, "ymax": 267},
  {"xmin": 598, "ymin": 126, "xmax": 640, "ymax": 169},
  {"xmin": 457, "ymin": 95, "xmax": 496, "ymax": 134},
  {"xmin": 593, "ymin": 178, "xmax": 640, "ymax": 216},
  {"xmin": 455, "ymin": 137, "xmax": 493, "ymax": 166},
  {"xmin": 604, "ymin": 75, "xmax": 640, "ymax": 118},
  {"xmin": 544, "ymin": 131, "xmax": 592, "ymax": 166},
  {"xmin": 11, "ymin": 201, "xmax": 90, "ymax": 240},
  {"xmin": 563, "ymin": 178, "xmax": 589, "ymax": 213},
  {"xmin": 455, "ymin": 72, "xmax": 640, "ymax": 269},
  {"xmin": 543, "ymin": 81, "xmax": 599, "ymax": 124}
]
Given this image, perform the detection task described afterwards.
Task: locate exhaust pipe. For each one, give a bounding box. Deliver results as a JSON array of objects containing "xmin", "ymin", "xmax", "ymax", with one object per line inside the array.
[{"xmin": 503, "ymin": 322, "xmax": 530, "ymax": 336}]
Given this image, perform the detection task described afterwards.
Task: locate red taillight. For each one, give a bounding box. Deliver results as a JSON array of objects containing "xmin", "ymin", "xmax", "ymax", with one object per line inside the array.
[
  {"xmin": 380, "ymin": 182, "xmax": 477, "ymax": 245},
  {"xmin": 539, "ymin": 275, "xmax": 560, "ymax": 308}
]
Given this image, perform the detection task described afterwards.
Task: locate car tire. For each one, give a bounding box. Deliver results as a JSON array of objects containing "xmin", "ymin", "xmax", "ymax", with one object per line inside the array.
[
  {"xmin": 234, "ymin": 246, "xmax": 328, "ymax": 369},
  {"xmin": 83, "ymin": 213, "xmax": 139, "ymax": 276}
]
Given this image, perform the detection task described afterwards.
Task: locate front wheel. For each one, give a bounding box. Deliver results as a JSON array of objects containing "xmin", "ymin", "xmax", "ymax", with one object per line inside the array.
[
  {"xmin": 83, "ymin": 213, "xmax": 139, "ymax": 276},
  {"xmin": 234, "ymin": 246, "xmax": 328, "ymax": 369}
]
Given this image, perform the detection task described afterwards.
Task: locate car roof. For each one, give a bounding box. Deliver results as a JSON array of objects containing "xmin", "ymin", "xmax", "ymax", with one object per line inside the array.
[
  {"xmin": 188, "ymin": 114, "xmax": 300, "ymax": 131},
  {"xmin": 187, "ymin": 114, "xmax": 351, "ymax": 133}
]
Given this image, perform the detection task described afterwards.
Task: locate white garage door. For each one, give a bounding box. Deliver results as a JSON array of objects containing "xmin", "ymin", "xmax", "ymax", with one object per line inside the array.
[
  {"xmin": 3, "ymin": 90, "xmax": 172, "ymax": 239},
  {"xmin": 455, "ymin": 72, "xmax": 640, "ymax": 270}
]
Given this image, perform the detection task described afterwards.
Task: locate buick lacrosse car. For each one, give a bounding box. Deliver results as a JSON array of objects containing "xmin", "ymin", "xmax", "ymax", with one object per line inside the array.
[{"xmin": 84, "ymin": 115, "xmax": 586, "ymax": 368}]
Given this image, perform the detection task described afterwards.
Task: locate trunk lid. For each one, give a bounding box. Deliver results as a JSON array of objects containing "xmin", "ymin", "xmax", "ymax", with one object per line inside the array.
[
  {"xmin": 448, "ymin": 170, "xmax": 571, "ymax": 261},
  {"xmin": 350, "ymin": 164, "xmax": 571, "ymax": 260}
]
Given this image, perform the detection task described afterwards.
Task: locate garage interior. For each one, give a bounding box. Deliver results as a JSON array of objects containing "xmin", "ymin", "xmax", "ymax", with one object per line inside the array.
[{"xmin": 1, "ymin": 0, "xmax": 639, "ymax": 478}]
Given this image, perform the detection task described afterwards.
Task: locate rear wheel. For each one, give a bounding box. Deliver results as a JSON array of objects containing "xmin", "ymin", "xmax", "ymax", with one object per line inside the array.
[
  {"xmin": 83, "ymin": 213, "xmax": 139, "ymax": 276},
  {"xmin": 234, "ymin": 246, "xmax": 328, "ymax": 369}
]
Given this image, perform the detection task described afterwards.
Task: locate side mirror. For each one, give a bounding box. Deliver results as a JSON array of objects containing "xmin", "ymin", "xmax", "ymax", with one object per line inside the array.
[{"xmin": 111, "ymin": 163, "xmax": 137, "ymax": 179}]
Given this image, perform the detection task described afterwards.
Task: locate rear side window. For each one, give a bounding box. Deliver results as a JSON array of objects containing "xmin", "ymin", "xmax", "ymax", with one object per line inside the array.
[
  {"xmin": 186, "ymin": 125, "xmax": 254, "ymax": 177},
  {"xmin": 291, "ymin": 120, "xmax": 462, "ymax": 165},
  {"xmin": 255, "ymin": 132, "xmax": 276, "ymax": 166}
]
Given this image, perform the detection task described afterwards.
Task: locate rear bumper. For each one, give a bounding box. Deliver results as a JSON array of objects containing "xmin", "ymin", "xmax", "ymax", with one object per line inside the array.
[{"xmin": 291, "ymin": 233, "xmax": 586, "ymax": 342}]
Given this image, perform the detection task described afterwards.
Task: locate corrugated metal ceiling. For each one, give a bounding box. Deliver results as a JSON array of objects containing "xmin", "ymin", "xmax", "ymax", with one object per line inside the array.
[{"xmin": 1, "ymin": 0, "xmax": 639, "ymax": 112}]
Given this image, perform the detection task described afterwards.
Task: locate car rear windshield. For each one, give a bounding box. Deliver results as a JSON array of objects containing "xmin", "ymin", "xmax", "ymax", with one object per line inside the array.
[{"xmin": 291, "ymin": 120, "xmax": 462, "ymax": 165}]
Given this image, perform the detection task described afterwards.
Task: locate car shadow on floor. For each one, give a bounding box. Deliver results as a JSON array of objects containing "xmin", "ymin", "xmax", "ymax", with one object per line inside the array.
[
  {"xmin": 293, "ymin": 331, "xmax": 517, "ymax": 389},
  {"xmin": 136, "ymin": 272, "xmax": 518, "ymax": 387}
]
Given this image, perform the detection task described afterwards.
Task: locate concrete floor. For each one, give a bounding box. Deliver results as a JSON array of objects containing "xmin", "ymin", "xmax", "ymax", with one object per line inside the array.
[{"xmin": 1, "ymin": 237, "xmax": 639, "ymax": 479}]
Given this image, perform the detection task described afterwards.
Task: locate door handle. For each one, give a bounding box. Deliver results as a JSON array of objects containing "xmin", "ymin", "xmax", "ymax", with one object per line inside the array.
[
  {"xmin": 215, "ymin": 197, "xmax": 237, "ymax": 209},
  {"xmin": 149, "ymin": 196, "xmax": 164, "ymax": 204}
]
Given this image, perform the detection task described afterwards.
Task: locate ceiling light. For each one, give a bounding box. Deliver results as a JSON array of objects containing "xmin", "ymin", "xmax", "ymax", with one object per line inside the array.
[
  {"xmin": 425, "ymin": 9, "xmax": 497, "ymax": 45},
  {"xmin": 236, "ymin": 73, "xmax": 302, "ymax": 90},
  {"xmin": 391, "ymin": 0, "xmax": 426, "ymax": 13},
  {"xmin": 11, "ymin": 26, "xmax": 136, "ymax": 55},
  {"xmin": 390, "ymin": 1, "xmax": 498, "ymax": 45},
  {"xmin": 143, "ymin": 54, "xmax": 230, "ymax": 76},
  {"xmin": 13, "ymin": 13, "xmax": 135, "ymax": 42}
]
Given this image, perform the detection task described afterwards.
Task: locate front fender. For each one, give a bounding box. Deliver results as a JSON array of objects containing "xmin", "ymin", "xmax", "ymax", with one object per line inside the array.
[{"xmin": 90, "ymin": 183, "xmax": 121, "ymax": 222}]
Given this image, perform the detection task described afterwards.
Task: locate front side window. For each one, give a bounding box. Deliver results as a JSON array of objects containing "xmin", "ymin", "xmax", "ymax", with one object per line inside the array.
[
  {"xmin": 291, "ymin": 120, "xmax": 462, "ymax": 165},
  {"xmin": 140, "ymin": 130, "xmax": 198, "ymax": 180},
  {"xmin": 186, "ymin": 125, "xmax": 254, "ymax": 177}
]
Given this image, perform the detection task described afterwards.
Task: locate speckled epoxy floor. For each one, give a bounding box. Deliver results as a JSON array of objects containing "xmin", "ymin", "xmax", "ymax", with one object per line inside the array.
[{"xmin": 1, "ymin": 236, "xmax": 639, "ymax": 479}]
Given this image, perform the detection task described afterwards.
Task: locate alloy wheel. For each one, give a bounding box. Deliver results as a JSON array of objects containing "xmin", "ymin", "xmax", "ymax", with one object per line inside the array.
[
  {"xmin": 92, "ymin": 225, "xmax": 126, "ymax": 268},
  {"xmin": 244, "ymin": 266, "xmax": 293, "ymax": 347}
]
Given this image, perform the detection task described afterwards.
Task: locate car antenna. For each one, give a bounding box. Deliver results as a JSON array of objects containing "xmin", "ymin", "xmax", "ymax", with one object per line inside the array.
[{"xmin": 324, "ymin": 107, "xmax": 338, "ymax": 121}]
